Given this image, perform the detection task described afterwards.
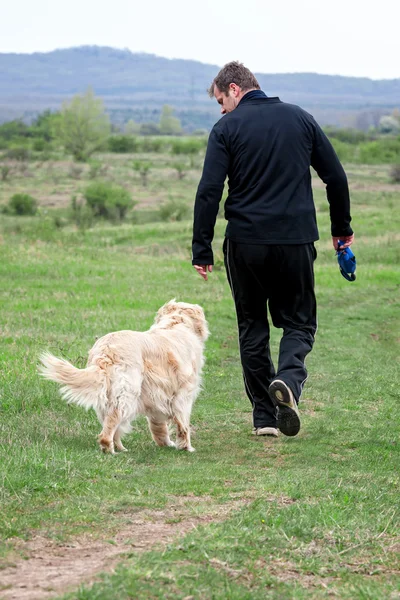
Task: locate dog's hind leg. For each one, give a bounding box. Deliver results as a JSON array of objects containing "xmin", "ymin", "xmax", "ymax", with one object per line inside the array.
[
  {"xmin": 147, "ymin": 414, "xmax": 176, "ymax": 448},
  {"xmin": 173, "ymin": 403, "xmax": 195, "ymax": 452},
  {"xmin": 114, "ymin": 422, "xmax": 131, "ymax": 452},
  {"xmin": 98, "ymin": 407, "xmax": 121, "ymax": 454}
]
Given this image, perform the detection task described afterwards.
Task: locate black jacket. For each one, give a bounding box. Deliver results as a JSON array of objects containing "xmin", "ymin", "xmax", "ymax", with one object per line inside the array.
[{"xmin": 192, "ymin": 94, "xmax": 353, "ymax": 265}]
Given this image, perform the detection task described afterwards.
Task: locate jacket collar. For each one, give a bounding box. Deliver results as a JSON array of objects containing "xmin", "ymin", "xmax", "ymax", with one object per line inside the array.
[{"xmin": 239, "ymin": 91, "xmax": 281, "ymax": 106}]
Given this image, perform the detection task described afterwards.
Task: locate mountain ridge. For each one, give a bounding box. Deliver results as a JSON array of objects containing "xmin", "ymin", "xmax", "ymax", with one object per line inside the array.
[{"xmin": 1, "ymin": 46, "xmax": 399, "ymax": 130}]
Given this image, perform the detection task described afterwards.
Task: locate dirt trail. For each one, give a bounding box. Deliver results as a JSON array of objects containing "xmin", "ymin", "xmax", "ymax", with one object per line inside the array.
[{"xmin": 0, "ymin": 499, "xmax": 246, "ymax": 600}]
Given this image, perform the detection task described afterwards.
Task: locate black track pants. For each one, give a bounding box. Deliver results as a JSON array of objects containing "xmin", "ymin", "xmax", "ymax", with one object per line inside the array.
[{"xmin": 223, "ymin": 239, "xmax": 317, "ymax": 428}]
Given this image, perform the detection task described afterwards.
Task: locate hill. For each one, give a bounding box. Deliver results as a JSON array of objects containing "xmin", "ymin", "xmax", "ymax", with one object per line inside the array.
[{"xmin": 0, "ymin": 46, "xmax": 399, "ymax": 131}]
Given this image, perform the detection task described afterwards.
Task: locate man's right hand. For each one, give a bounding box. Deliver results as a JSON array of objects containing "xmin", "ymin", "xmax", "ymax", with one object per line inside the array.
[
  {"xmin": 193, "ymin": 265, "xmax": 213, "ymax": 281},
  {"xmin": 332, "ymin": 234, "xmax": 354, "ymax": 250}
]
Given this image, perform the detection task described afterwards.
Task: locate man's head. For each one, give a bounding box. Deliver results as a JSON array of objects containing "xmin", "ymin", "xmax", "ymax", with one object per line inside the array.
[{"xmin": 208, "ymin": 61, "xmax": 260, "ymax": 114}]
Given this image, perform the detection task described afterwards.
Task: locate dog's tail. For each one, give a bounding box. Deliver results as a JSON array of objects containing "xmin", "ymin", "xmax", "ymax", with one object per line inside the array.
[{"xmin": 39, "ymin": 352, "xmax": 106, "ymax": 410}]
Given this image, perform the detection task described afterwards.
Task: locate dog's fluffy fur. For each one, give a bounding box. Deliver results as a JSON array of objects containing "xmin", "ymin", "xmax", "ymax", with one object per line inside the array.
[{"xmin": 39, "ymin": 300, "xmax": 209, "ymax": 453}]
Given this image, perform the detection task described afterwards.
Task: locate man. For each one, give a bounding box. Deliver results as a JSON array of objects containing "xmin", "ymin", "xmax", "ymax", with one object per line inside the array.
[{"xmin": 192, "ymin": 61, "xmax": 354, "ymax": 438}]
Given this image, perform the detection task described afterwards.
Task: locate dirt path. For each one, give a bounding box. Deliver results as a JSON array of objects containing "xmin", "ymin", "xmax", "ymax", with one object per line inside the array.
[{"xmin": 0, "ymin": 499, "xmax": 247, "ymax": 600}]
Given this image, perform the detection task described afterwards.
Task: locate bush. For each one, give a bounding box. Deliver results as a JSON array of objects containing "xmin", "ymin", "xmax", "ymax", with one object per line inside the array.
[
  {"xmin": 108, "ymin": 135, "xmax": 139, "ymax": 153},
  {"xmin": 329, "ymin": 139, "xmax": 358, "ymax": 163},
  {"xmin": 171, "ymin": 139, "xmax": 204, "ymax": 167},
  {"xmin": 84, "ymin": 182, "xmax": 135, "ymax": 221},
  {"xmin": 5, "ymin": 146, "xmax": 31, "ymax": 161},
  {"xmin": 172, "ymin": 162, "xmax": 187, "ymax": 180},
  {"xmin": 1, "ymin": 164, "xmax": 12, "ymax": 181},
  {"xmin": 358, "ymin": 139, "xmax": 400, "ymax": 164},
  {"xmin": 171, "ymin": 139, "xmax": 204, "ymax": 155},
  {"xmin": 389, "ymin": 164, "xmax": 400, "ymax": 183},
  {"xmin": 132, "ymin": 161, "xmax": 151, "ymax": 186},
  {"xmin": 159, "ymin": 198, "xmax": 190, "ymax": 222},
  {"xmin": 70, "ymin": 195, "xmax": 94, "ymax": 230},
  {"xmin": 32, "ymin": 138, "xmax": 48, "ymax": 152},
  {"xmin": 8, "ymin": 193, "xmax": 38, "ymax": 215},
  {"xmin": 140, "ymin": 138, "xmax": 165, "ymax": 153},
  {"xmin": 325, "ymin": 127, "xmax": 369, "ymax": 144},
  {"xmin": 88, "ymin": 159, "xmax": 106, "ymax": 179}
]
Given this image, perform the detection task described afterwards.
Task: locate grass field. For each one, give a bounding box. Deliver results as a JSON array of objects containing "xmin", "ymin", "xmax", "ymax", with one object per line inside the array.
[{"xmin": 0, "ymin": 153, "xmax": 399, "ymax": 599}]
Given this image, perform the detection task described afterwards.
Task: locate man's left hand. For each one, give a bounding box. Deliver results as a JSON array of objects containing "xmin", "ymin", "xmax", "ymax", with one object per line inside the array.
[{"xmin": 193, "ymin": 265, "xmax": 213, "ymax": 281}]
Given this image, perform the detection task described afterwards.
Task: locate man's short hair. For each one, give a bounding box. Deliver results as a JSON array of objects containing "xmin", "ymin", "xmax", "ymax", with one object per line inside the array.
[{"xmin": 208, "ymin": 61, "xmax": 260, "ymax": 97}]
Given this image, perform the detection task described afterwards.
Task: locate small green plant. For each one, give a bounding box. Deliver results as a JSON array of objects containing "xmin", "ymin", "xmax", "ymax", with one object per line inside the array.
[
  {"xmin": 1, "ymin": 164, "xmax": 11, "ymax": 181},
  {"xmin": 84, "ymin": 182, "xmax": 135, "ymax": 221},
  {"xmin": 172, "ymin": 162, "xmax": 187, "ymax": 180},
  {"xmin": 389, "ymin": 164, "xmax": 400, "ymax": 183},
  {"xmin": 7, "ymin": 193, "xmax": 38, "ymax": 215},
  {"xmin": 133, "ymin": 161, "xmax": 151, "ymax": 187},
  {"xmin": 88, "ymin": 159, "xmax": 102, "ymax": 180},
  {"xmin": 69, "ymin": 164, "xmax": 84, "ymax": 179},
  {"xmin": 70, "ymin": 195, "xmax": 94, "ymax": 230},
  {"xmin": 159, "ymin": 198, "xmax": 190, "ymax": 222}
]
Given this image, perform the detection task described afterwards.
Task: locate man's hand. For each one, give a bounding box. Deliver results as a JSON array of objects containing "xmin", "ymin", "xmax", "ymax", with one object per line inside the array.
[
  {"xmin": 193, "ymin": 265, "xmax": 213, "ymax": 281},
  {"xmin": 332, "ymin": 234, "xmax": 354, "ymax": 250}
]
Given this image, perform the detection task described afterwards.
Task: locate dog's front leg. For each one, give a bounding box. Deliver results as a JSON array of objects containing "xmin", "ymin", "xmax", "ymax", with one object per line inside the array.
[{"xmin": 147, "ymin": 417, "xmax": 176, "ymax": 448}]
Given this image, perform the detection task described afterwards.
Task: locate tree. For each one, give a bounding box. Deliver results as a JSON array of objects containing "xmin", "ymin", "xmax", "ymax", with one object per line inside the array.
[
  {"xmin": 56, "ymin": 88, "xmax": 110, "ymax": 161},
  {"xmin": 31, "ymin": 110, "xmax": 60, "ymax": 142},
  {"xmin": 159, "ymin": 105, "xmax": 182, "ymax": 135},
  {"xmin": 379, "ymin": 115, "xmax": 400, "ymax": 135}
]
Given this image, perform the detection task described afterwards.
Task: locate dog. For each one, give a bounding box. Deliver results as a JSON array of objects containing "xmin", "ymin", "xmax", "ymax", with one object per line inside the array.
[{"xmin": 39, "ymin": 300, "xmax": 209, "ymax": 453}]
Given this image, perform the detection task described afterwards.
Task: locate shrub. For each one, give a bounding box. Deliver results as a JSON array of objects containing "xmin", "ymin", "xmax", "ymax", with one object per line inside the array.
[
  {"xmin": 329, "ymin": 139, "xmax": 357, "ymax": 163},
  {"xmin": 359, "ymin": 139, "xmax": 400, "ymax": 164},
  {"xmin": 132, "ymin": 161, "xmax": 151, "ymax": 186},
  {"xmin": 325, "ymin": 127, "xmax": 369, "ymax": 144},
  {"xmin": 70, "ymin": 195, "xmax": 94, "ymax": 230},
  {"xmin": 171, "ymin": 139, "xmax": 203, "ymax": 155},
  {"xmin": 69, "ymin": 164, "xmax": 84, "ymax": 179},
  {"xmin": 8, "ymin": 193, "xmax": 38, "ymax": 215},
  {"xmin": 84, "ymin": 182, "xmax": 135, "ymax": 221},
  {"xmin": 159, "ymin": 198, "xmax": 190, "ymax": 222},
  {"xmin": 108, "ymin": 135, "xmax": 139, "ymax": 153},
  {"xmin": 171, "ymin": 139, "xmax": 204, "ymax": 167},
  {"xmin": 172, "ymin": 162, "xmax": 187, "ymax": 180},
  {"xmin": 1, "ymin": 164, "xmax": 11, "ymax": 181},
  {"xmin": 5, "ymin": 146, "xmax": 30, "ymax": 161},
  {"xmin": 389, "ymin": 164, "xmax": 400, "ymax": 183},
  {"xmin": 140, "ymin": 138, "xmax": 165, "ymax": 153},
  {"xmin": 32, "ymin": 138, "xmax": 47, "ymax": 152}
]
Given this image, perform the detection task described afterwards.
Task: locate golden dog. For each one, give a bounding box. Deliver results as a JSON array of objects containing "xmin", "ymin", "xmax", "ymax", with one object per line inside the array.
[{"xmin": 39, "ymin": 300, "xmax": 209, "ymax": 453}]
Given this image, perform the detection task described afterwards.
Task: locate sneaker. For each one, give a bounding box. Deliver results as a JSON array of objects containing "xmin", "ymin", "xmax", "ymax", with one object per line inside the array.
[
  {"xmin": 252, "ymin": 426, "xmax": 279, "ymax": 437},
  {"xmin": 269, "ymin": 380, "xmax": 301, "ymax": 437}
]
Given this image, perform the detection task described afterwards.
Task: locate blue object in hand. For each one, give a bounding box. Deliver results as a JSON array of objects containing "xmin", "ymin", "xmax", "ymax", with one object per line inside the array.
[{"xmin": 336, "ymin": 241, "xmax": 356, "ymax": 281}]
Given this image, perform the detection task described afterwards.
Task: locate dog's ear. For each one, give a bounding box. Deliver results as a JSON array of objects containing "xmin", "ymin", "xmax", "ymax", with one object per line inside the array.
[
  {"xmin": 155, "ymin": 299, "xmax": 177, "ymax": 322},
  {"xmin": 181, "ymin": 306, "xmax": 209, "ymax": 341}
]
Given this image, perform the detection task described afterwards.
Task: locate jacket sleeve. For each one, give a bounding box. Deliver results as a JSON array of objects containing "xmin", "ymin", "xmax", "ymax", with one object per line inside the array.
[
  {"xmin": 192, "ymin": 125, "xmax": 230, "ymax": 265},
  {"xmin": 310, "ymin": 120, "xmax": 353, "ymax": 237}
]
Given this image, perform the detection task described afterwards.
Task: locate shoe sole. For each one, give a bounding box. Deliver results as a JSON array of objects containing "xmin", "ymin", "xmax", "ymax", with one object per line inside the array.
[
  {"xmin": 252, "ymin": 427, "xmax": 279, "ymax": 437},
  {"xmin": 269, "ymin": 380, "xmax": 301, "ymax": 437}
]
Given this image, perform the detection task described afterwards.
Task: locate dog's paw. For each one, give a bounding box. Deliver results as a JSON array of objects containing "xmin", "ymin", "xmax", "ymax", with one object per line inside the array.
[
  {"xmin": 115, "ymin": 445, "xmax": 128, "ymax": 452},
  {"xmin": 186, "ymin": 446, "xmax": 196, "ymax": 452}
]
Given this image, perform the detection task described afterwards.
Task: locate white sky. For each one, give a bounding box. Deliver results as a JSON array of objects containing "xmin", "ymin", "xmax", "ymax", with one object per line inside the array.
[{"xmin": 1, "ymin": 0, "xmax": 399, "ymax": 80}]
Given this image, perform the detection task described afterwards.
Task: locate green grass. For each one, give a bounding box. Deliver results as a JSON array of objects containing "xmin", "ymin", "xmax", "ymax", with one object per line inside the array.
[{"xmin": 0, "ymin": 160, "xmax": 399, "ymax": 599}]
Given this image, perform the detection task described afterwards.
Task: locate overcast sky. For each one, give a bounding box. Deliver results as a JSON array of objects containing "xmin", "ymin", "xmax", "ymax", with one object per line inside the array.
[{"xmin": 1, "ymin": 0, "xmax": 399, "ymax": 80}]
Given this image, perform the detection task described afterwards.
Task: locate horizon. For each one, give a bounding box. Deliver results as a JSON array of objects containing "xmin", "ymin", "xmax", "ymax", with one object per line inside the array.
[{"xmin": 1, "ymin": 45, "xmax": 399, "ymax": 83}]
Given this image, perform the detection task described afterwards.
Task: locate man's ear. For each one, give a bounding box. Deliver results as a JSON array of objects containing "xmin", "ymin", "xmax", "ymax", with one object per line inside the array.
[{"xmin": 229, "ymin": 83, "xmax": 240, "ymax": 96}]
